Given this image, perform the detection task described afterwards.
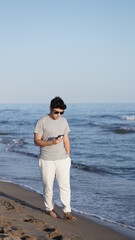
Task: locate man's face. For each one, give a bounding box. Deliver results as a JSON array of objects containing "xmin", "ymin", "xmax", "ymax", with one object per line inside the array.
[{"xmin": 50, "ymin": 108, "xmax": 64, "ymax": 120}]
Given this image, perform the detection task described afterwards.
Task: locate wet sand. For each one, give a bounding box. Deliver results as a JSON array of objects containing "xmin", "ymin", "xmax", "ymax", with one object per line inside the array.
[{"xmin": 0, "ymin": 181, "xmax": 134, "ymax": 240}]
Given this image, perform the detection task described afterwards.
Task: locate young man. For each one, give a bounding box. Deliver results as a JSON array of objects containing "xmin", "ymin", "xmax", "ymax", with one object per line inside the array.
[{"xmin": 34, "ymin": 96, "xmax": 76, "ymax": 220}]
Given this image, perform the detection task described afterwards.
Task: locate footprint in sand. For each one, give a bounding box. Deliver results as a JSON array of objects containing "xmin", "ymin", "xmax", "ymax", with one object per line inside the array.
[
  {"xmin": 23, "ymin": 217, "xmax": 63, "ymax": 239},
  {"xmin": 0, "ymin": 226, "xmax": 9, "ymax": 238},
  {"xmin": 1, "ymin": 200, "xmax": 21, "ymax": 212},
  {"xmin": 0, "ymin": 219, "xmax": 37, "ymax": 240},
  {"xmin": 24, "ymin": 216, "xmax": 47, "ymax": 227},
  {"xmin": 43, "ymin": 227, "xmax": 63, "ymax": 239},
  {"xmin": 24, "ymin": 217, "xmax": 39, "ymax": 224}
]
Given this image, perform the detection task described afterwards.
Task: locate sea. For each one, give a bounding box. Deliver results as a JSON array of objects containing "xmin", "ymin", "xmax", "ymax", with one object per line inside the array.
[{"xmin": 0, "ymin": 103, "xmax": 135, "ymax": 231}]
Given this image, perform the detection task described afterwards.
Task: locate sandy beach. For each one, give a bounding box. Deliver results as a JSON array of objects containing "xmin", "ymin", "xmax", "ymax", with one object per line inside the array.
[{"xmin": 0, "ymin": 181, "xmax": 134, "ymax": 240}]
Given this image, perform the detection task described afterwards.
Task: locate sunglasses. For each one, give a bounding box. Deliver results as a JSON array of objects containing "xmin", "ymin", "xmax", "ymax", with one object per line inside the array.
[{"xmin": 53, "ymin": 110, "xmax": 64, "ymax": 115}]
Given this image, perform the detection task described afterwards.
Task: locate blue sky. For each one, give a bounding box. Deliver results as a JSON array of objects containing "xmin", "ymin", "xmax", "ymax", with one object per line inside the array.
[{"xmin": 0, "ymin": 0, "xmax": 135, "ymax": 103}]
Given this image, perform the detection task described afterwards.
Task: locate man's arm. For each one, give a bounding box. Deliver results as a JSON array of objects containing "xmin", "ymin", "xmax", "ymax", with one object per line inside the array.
[
  {"xmin": 34, "ymin": 133, "xmax": 62, "ymax": 147},
  {"xmin": 63, "ymin": 134, "xmax": 70, "ymax": 157}
]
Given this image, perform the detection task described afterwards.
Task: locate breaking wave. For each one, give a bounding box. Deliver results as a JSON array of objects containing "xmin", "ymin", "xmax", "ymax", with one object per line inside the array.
[
  {"xmin": 72, "ymin": 162, "xmax": 115, "ymax": 175},
  {"xmin": 111, "ymin": 127, "xmax": 135, "ymax": 134},
  {"xmin": 121, "ymin": 115, "xmax": 135, "ymax": 121},
  {"xmin": 72, "ymin": 162, "xmax": 135, "ymax": 176}
]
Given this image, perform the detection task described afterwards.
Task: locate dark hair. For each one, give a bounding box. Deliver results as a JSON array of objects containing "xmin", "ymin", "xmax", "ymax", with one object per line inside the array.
[{"xmin": 50, "ymin": 97, "xmax": 67, "ymax": 110}]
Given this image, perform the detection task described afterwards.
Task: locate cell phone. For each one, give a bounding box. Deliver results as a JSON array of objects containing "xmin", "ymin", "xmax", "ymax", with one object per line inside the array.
[{"xmin": 55, "ymin": 134, "xmax": 64, "ymax": 139}]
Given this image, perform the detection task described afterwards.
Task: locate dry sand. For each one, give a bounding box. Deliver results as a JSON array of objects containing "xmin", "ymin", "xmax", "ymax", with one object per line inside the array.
[{"xmin": 0, "ymin": 181, "xmax": 134, "ymax": 240}]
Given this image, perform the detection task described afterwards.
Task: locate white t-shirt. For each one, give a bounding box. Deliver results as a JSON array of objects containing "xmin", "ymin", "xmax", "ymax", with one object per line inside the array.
[{"xmin": 34, "ymin": 115, "xmax": 70, "ymax": 160}]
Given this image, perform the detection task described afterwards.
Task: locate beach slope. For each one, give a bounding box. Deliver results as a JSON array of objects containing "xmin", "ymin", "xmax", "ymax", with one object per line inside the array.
[{"xmin": 0, "ymin": 181, "xmax": 134, "ymax": 240}]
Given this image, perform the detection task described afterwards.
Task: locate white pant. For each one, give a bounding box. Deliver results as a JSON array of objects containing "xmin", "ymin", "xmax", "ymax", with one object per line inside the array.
[{"xmin": 39, "ymin": 157, "xmax": 71, "ymax": 213}]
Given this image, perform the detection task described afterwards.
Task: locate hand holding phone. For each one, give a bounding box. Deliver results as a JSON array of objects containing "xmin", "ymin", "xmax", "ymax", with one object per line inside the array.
[{"xmin": 55, "ymin": 134, "xmax": 64, "ymax": 139}]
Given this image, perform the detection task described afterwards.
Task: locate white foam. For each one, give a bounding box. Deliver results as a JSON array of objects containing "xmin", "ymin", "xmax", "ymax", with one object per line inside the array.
[
  {"xmin": 0, "ymin": 178, "xmax": 12, "ymax": 183},
  {"xmin": 70, "ymin": 207, "xmax": 135, "ymax": 231},
  {"xmin": 121, "ymin": 115, "xmax": 135, "ymax": 121},
  {"xmin": 13, "ymin": 138, "xmax": 24, "ymax": 144}
]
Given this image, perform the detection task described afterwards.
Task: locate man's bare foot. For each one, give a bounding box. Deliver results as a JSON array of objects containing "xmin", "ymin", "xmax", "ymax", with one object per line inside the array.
[
  {"xmin": 46, "ymin": 210, "xmax": 58, "ymax": 218},
  {"xmin": 64, "ymin": 212, "xmax": 76, "ymax": 221}
]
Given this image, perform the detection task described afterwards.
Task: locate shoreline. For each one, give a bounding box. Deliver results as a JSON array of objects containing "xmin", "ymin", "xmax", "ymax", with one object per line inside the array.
[
  {"xmin": 1, "ymin": 178, "xmax": 135, "ymax": 233},
  {"xmin": 0, "ymin": 181, "xmax": 135, "ymax": 240},
  {"xmin": 1, "ymin": 178, "xmax": 134, "ymax": 232}
]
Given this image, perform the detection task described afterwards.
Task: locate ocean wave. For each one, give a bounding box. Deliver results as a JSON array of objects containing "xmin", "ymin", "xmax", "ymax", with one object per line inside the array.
[
  {"xmin": 111, "ymin": 127, "xmax": 135, "ymax": 134},
  {"xmin": 1, "ymin": 136, "xmax": 27, "ymax": 146},
  {"xmin": 4, "ymin": 140, "xmax": 26, "ymax": 150},
  {"xmin": 0, "ymin": 119, "xmax": 33, "ymax": 126},
  {"xmin": 0, "ymin": 109, "xmax": 19, "ymax": 113},
  {"xmin": 121, "ymin": 115, "xmax": 135, "ymax": 121},
  {"xmin": 12, "ymin": 139, "xmax": 25, "ymax": 145},
  {"xmin": 77, "ymin": 122, "xmax": 99, "ymax": 127},
  {"xmin": 0, "ymin": 178, "xmax": 12, "ymax": 183},
  {"xmin": 0, "ymin": 120, "xmax": 9, "ymax": 124},
  {"xmin": 11, "ymin": 150, "xmax": 38, "ymax": 158},
  {"xmin": 1, "ymin": 136, "xmax": 39, "ymax": 159},
  {"xmin": 99, "ymin": 114, "xmax": 118, "ymax": 119},
  {"xmin": 0, "ymin": 132, "xmax": 9, "ymax": 135},
  {"xmin": 72, "ymin": 162, "xmax": 135, "ymax": 176},
  {"xmin": 5, "ymin": 144, "xmax": 38, "ymax": 158},
  {"xmin": 72, "ymin": 162, "xmax": 115, "ymax": 175}
]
